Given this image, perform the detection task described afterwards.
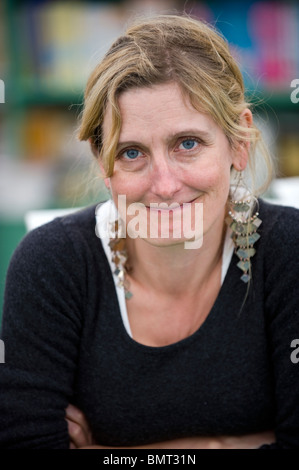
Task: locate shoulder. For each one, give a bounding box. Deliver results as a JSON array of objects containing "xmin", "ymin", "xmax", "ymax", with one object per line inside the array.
[
  {"xmin": 8, "ymin": 203, "xmax": 106, "ymax": 278},
  {"xmin": 257, "ymin": 199, "xmax": 299, "ymax": 292},
  {"xmin": 258, "ymin": 199, "xmax": 299, "ymax": 247},
  {"xmin": 3, "ymin": 203, "xmax": 111, "ymax": 321}
]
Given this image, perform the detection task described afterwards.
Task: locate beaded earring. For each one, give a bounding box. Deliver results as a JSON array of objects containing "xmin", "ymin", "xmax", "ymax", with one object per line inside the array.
[
  {"xmin": 108, "ymin": 220, "xmax": 133, "ymax": 299},
  {"xmin": 226, "ymin": 174, "xmax": 262, "ymax": 283}
]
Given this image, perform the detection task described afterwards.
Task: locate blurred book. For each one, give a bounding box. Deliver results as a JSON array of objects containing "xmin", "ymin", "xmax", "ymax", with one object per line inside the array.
[
  {"xmin": 248, "ymin": 1, "xmax": 298, "ymax": 90},
  {"xmin": 20, "ymin": 107, "xmax": 76, "ymax": 162},
  {"xmin": 207, "ymin": 0, "xmax": 299, "ymax": 92},
  {"xmin": 278, "ymin": 134, "xmax": 299, "ymax": 177},
  {"xmin": 19, "ymin": 1, "xmax": 126, "ymax": 94}
]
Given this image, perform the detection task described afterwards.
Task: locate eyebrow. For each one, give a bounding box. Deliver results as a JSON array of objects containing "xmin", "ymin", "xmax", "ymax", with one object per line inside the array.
[
  {"xmin": 116, "ymin": 128, "xmax": 213, "ymax": 152},
  {"xmin": 166, "ymin": 129, "xmax": 213, "ymax": 144}
]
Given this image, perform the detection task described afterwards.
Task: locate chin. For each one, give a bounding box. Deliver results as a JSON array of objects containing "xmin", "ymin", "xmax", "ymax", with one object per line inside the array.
[{"xmin": 137, "ymin": 234, "xmax": 198, "ymax": 250}]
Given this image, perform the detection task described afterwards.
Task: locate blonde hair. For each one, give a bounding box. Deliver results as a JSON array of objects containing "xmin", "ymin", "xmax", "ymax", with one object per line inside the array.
[{"xmin": 78, "ymin": 14, "xmax": 274, "ymax": 195}]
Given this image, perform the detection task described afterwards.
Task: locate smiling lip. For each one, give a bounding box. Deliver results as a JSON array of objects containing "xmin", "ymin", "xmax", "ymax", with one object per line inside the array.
[{"xmin": 146, "ymin": 198, "xmax": 199, "ymax": 211}]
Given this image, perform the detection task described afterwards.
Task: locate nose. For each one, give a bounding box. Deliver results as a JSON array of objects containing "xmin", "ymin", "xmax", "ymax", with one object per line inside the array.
[{"xmin": 149, "ymin": 157, "xmax": 182, "ymax": 201}]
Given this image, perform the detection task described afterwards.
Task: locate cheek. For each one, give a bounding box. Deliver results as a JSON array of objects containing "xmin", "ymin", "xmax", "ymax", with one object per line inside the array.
[
  {"xmin": 109, "ymin": 172, "xmax": 148, "ymax": 202},
  {"xmin": 189, "ymin": 163, "xmax": 231, "ymax": 193}
]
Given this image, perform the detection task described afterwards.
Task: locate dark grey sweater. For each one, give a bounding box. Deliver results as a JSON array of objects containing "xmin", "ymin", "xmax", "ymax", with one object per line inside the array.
[{"xmin": 0, "ymin": 199, "xmax": 298, "ymax": 449}]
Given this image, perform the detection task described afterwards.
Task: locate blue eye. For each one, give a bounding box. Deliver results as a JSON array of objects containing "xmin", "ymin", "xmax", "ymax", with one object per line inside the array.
[
  {"xmin": 123, "ymin": 149, "xmax": 142, "ymax": 160},
  {"xmin": 117, "ymin": 147, "xmax": 146, "ymax": 167},
  {"xmin": 180, "ymin": 139, "xmax": 198, "ymax": 150}
]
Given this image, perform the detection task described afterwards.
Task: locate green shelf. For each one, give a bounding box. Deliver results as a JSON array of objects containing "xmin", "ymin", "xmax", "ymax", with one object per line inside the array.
[
  {"xmin": 10, "ymin": 88, "xmax": 84, "ymax": 108},
  {"xmin": 252, "ymin": 92, "xmax": 299, "ymax": 112},
  {"xmin": 5, "ymin": 80, "xmax": 297, "ymax": 112},
  {"xmin": 0, "ymin": 220, "xmax": 26, "ymax": 322}
]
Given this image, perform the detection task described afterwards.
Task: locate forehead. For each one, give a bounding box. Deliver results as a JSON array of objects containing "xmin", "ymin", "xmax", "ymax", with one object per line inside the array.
[{"xmin": 102, "ymin": 82, "xmax": 215, "ymax": 139}]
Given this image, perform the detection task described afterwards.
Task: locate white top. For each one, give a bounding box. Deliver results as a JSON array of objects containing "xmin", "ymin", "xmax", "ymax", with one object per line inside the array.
[{"xmin": 96, "ymin": 199, "xmax": 234, "ymax": 338}]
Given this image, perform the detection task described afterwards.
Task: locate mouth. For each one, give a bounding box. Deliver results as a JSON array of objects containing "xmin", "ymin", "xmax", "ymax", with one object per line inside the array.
[{"xmin": 146, "ymin": 197, "xmax": 199, "ymax": 211}]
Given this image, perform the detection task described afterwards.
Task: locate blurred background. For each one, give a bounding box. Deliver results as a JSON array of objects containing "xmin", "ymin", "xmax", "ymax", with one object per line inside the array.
[{"xmin": 0, "ymin": 0, "xmax": 299, "ymax": 315}]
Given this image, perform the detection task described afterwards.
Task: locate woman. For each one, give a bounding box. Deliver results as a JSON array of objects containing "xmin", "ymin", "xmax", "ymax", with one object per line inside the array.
[{"xmin": 1, "ymin": 14, "xmax": 298, "ymax": 449}]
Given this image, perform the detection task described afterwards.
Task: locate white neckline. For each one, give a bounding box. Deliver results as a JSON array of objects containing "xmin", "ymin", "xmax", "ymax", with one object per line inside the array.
[{"xmin": 95, "ymin": 199, "xmax": 234, "ymax": 338}]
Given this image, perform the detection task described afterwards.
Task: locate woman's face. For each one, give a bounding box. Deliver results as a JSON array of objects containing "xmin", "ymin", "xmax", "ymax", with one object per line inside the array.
[{"xmin": 102, "ymin": 82, "xmax": 249, "ymax": 248}]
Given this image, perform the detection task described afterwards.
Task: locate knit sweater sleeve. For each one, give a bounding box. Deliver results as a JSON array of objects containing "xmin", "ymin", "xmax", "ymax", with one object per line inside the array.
[
  {"xmin": 260, "ymin": 203, "xmax": 299, "ymax": 449},
  {"xmin": 0, "ymin": 217, "xmax": 86, "ymax": 449}
]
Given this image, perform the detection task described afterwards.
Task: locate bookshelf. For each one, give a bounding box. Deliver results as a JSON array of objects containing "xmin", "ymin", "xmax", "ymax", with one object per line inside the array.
[
  {"xmin": 2, "ymin": 0, "xmax": 298, "ymax": 165},
  {"xmin": 0, "ymin": 0, "xmax": 299, "ymax": 316}
]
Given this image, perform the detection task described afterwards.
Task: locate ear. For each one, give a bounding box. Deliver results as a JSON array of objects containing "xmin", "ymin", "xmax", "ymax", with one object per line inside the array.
[
  {"xmin": 231, "ymin": 108, "xmax": 253, "ymax": 172},
  {"xmin": 103, "ymin": 177, "xmax": 111, "ymax": 191}
]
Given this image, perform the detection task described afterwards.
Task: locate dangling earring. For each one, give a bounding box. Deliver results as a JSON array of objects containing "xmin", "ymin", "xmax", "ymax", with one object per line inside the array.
[
  {"xmin": 108, "ymin": 219, "xmax": 133, "ymax": 299},
  {"xmin": 226, "ymin": 172, "xmax": 262, "ymax": 283}
]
